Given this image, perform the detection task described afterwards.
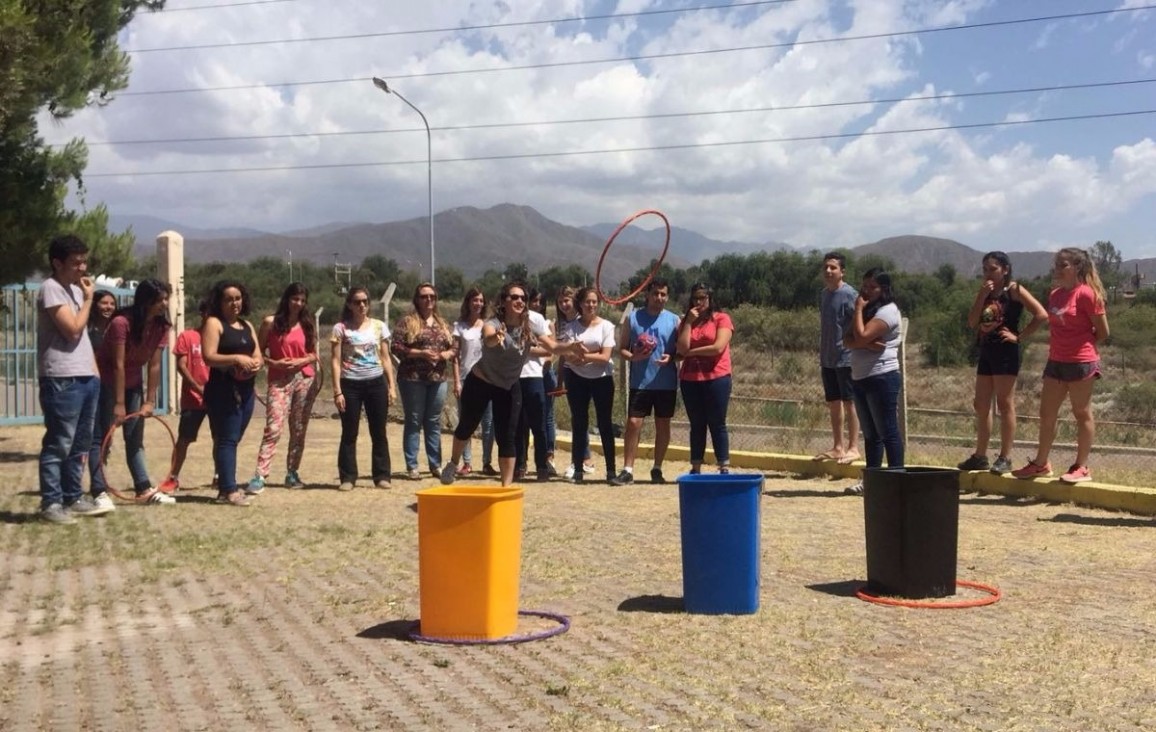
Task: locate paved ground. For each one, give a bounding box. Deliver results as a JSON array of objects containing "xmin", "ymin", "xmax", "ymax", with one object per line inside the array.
[{"xmin": 2, "ymin": 418, "xmax": 1155, "ymax": 731}]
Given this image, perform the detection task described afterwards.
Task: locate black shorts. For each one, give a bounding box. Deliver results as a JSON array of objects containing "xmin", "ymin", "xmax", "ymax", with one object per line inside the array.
[
  {"xmin": 820, "ymin": 367, "xmax": 854, "ymax": 402},
  {"xmin": 976, "ymin": 343, "xmax": 1021, "ymax": 376},
  {"xmin": 1043, "ymin": 360, "xmax": 1101, "ymax": 382},
  {"xmin": 627, "ymin": 389, "xmax": 677, "ymax": 419},
  {"xmin": 178, "ymin": 409, "xmax": 208, "ymax": 442}
]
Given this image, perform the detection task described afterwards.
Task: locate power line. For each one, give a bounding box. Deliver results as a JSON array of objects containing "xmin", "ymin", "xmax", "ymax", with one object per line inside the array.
[
  {"xmin": 84, "ymin": 108, "xmax": 1156, "ymax": 177},
  {"xmin": 156, "ymin": 0, "xmax": 299, "ymax": 12},
  {"xmin": 85, "ymin": 77, "xmax": 1156, "ymax": 147},
  {"xmin": 128, "ymin": 1, "xmax": 797, "ymax": 52},
  {"xmin": 118, "ymin": 5, "xmax": 1156, "ymax": 97}
]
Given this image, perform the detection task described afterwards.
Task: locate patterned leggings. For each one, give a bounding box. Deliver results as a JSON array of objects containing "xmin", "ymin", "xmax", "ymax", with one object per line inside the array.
[{"xmin": 255, "ymin": 372, "xmax": 320, "ymax": 477}]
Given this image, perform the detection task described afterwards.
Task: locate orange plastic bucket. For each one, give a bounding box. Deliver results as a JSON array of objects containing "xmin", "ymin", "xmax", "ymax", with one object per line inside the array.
[{"xmin": 416, "ymin": 486, "xmax": 524, "ymax": 640}]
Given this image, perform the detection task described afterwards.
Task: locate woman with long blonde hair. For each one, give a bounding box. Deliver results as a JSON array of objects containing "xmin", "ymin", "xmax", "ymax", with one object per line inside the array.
[
  {"xmin": 1012, "ymin": 247, "xmax": 1110, "ymax": 484},
  {"xmin": 392, "ymin": 282, "xmax": 457, "ymax": 480}
]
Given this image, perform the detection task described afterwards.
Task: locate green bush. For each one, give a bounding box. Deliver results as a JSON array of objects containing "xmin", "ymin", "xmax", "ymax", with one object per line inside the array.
[{"xmin": 1112, "ymin": 382, "xmax": 1156, "ymax": 425}]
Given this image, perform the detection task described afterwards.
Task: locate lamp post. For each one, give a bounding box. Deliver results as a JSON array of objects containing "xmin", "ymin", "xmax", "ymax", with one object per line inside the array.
[{"xmin": 372, "ymin": 77, "xmax": 434, "ymax": 286}]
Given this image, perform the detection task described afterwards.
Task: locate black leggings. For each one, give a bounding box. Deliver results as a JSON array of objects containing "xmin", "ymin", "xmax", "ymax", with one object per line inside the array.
[
  {"xmin": 454, "ymin": 373, "xmax": 522, "ymax": 459},
  {"xmin": 566, "ymin": 374, "xmax": 616, "ymax": 474}
]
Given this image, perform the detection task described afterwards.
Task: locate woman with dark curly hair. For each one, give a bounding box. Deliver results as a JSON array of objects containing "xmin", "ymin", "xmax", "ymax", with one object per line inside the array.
[{"xmin": 202, "ymin": 280, "xmax": 263, "ymax": 507}]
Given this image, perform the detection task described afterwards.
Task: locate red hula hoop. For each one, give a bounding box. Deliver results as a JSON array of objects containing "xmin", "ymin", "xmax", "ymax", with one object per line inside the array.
[
  {"xmin": 595, "ymin": 209, "xmax": 671, "ymax": 307},
  {"xmin": 96, "ymin": 411, "xmax": 178, "ymax": 503},
  {"xmin": 856, "ymin": 580, "xmax": 1002, "ymax": 609}
]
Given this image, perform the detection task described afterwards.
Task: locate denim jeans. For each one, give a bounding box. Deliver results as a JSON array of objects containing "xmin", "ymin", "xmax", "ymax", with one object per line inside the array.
[
  {"xmin": 339, "ymin": 376, "xmax": 390, "ymax": 483},
  {"xmin": 459, "ymin": 396, "xmax": 493, "ymax": 468},
  {"xmin": 90, "ymin": 383, "xmax": 151, "ymax": 494},
  {"xmin": 852, "ymin": 369, "xmax": 904, "ymax": 469},
  {"xmin": 542, "ymin": 368, "xmax": 558, "ymax": 454},
  {"xmin": 566, "ymin": 374, "xmax": 616, "ymax": 476},
  {"xmin": 399, "ymin": 379, "xmax": 447, "ymax": 471},
  {"xmin": 38, "ymin": 376, "xmax": 100, "ymax": 509},
  {"xmin": 680, "ymin": 375, "xmax": 732, "ymax": 465},
  {"xmin": 516, "ymin": 377, "xmax": 549, "ymax": 473},
  {"xmin": 205, "ymin": 375, "xmax": 256, "ymax": 494}
]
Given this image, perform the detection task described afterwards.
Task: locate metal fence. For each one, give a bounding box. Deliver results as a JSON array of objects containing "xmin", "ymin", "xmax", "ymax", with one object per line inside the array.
[{"xmin": 1, "ymin": 283, "xmax": 171, "ymax": 426}]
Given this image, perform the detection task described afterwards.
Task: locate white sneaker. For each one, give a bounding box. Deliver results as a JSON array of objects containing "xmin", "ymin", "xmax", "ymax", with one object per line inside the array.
[
  {"xmin": 93, "ymin": 493, "xmax": 117, "ymax": 513},
  {"xmin": 148, "ymin": 492, "xmax": 177, "ymax": 505},
  {"xmin": 563, "ymin": 465, "xmax": 576, "ymax": 480},
  {"xmin": 582, "ymin": 462, "xmax": 595, "ymax": 474}
]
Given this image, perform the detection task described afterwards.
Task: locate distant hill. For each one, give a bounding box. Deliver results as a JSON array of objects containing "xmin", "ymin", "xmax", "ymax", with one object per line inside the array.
[
  {"xmin": 120, "ymin": 207, "xmax": 1155, "ymax": 288},
  {"xmin": 582, "ymin": 222, "xmax": 789, "ymax": 262},
  {"xmin": 136, "ymin": 204, "xmax": 688, "ymax": 287}
]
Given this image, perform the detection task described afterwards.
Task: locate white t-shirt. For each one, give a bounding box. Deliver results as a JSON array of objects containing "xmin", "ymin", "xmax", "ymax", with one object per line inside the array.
[
  {"xmin": 519, "ymin": 311, "xmax": 549, "ymax": 379},
  {"xmin": 453, "ymin": 319, "xmax": 484, "ymax": 387},
  {"xmin": 850, "ymin": 303, "xmax": 902, "ymax": 381},
  {"xmin": 560, "ymin": 318, "xmax": 616, "ymax": 380}
]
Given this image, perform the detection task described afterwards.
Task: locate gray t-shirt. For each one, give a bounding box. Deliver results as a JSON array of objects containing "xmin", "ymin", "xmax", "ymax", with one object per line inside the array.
[
  {"xmin": 849, "ymin": 302, "xmax": 902, "ymax": 381},
  {"xmin": 37, "ymin": 278, "xmax": 97, "ymax": 378},
  {"xmin": 820, "ymin": 282, "xmax": 856, "ymax": 369},
  {"xmin": 474, "ymin": 316, "xmax": 549, "ymax": 390}
]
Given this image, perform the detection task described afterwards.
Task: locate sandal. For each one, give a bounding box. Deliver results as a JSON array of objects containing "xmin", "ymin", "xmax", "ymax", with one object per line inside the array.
[
  {"xmin": 812, "ymin": 450, "xmax": 840, "ymax": 462},
  {"xmin": 837, "ymin": 451, "xmax": 860, "ymax": 465}
]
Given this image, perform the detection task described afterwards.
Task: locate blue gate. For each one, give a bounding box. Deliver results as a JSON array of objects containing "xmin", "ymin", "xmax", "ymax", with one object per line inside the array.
[{"xmin": 1, "ymin": 283, "xmax": 171, "ymax": 426}]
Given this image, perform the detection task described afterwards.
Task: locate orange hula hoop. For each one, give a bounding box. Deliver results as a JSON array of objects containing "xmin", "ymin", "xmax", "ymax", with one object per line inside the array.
[
  {"xmin": 856, "ymin": 580, "xmax": 1002, "ymax": 609},
  {"xmin": 96, "ymin": 411, "xmax": 178, "ymax": 502},
  {"xmin": 595, "ymin": 209, "xmax": 671, "ymax": 307}
]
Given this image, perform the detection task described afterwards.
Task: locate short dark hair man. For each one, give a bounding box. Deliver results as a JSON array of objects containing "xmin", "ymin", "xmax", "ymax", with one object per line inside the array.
[
  {"xmin": 612, "ymin": 279, "xmax": 681, "ymax": 485},
  {"xmin": 816, "ymin": 252, "xmax": 860, "ymax": 464},
  {"xmin": 36, "ymin": 235, "xmax": 112, "ymax": 523}
]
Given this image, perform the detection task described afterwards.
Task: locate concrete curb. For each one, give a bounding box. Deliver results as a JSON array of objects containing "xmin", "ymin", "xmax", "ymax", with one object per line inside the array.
[{"xmin": 556, "ymin": 438, "xmax": 1156, "ymax": 516}]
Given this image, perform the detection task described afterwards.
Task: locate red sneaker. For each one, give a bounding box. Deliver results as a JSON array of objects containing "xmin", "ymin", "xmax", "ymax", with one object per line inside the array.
[
  {"xmin": 456, "ymin": 463, "xmax": 473, "ymax": 477},
  {"xmin": 1059, "ymin": 464, "xmax": 1091, "ymax": 484},
  {"xmin": 1011, "ymin": 460, "xmax": 1052, "ymax": 480},
  {"xmin": 158, "ymin": 476, "xmax": 179, "ymax": 494}
]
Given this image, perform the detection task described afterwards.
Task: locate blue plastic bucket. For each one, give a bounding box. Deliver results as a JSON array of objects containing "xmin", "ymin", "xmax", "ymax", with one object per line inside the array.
[{"xmin": 677, "ymin": 473, "xmax": 763, "ymax": 614}]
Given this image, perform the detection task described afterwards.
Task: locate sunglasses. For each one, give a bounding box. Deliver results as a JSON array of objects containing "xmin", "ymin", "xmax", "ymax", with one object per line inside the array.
[
  {"xmin": 507, "ymin": 294, "xmax": 527, "ymax": 302},
  {"xmin": 351, "ymin": 298, "xmax": 369, "ymax": 305}
]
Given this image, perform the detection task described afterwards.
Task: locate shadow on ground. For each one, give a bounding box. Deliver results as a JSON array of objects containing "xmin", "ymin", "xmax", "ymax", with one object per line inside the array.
[
  {"xmin": 1046, "ymin": 513, "xmax": 1156, "ymax": 528},
  {"xmin": 357, "ymin": 619, "xmax": 419, "ymax": 642},
  {"xmin": 617, "ymin": 595, "xmax": 684, "ymax": 614},
  {"xmin": 805, "ymin": 580, "xmax": 864, "ymax": 598}
]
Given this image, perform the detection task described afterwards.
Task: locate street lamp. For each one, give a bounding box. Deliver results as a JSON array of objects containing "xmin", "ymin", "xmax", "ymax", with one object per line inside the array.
[{"xmin": 372, "ymin": 77, "xmax": 434, "ymax": 286}]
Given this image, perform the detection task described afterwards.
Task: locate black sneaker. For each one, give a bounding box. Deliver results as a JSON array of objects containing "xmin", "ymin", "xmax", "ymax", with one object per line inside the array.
[
  {"xmin": 957, "ymin": 454, "xmax": 990, "ymax": 471},
  {"xmin": 610, "ymin": 470, "xmax": 634, "ymax": 486},
  {"xmin": 650, "ymin": 468, "xmax": 666, "ymax": 484}
]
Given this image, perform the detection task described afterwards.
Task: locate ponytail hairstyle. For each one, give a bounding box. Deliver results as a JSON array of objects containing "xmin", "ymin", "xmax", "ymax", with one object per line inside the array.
[
  {"xmin": 860, "ymin": 268, "xmax": 895, "ymax": 323},
  {"xmin": 1057, "ymin": 247, "xmax": 1107, "ymax": 305},
  {"xmin": 339, "ymin": 286, "xmax": 370, "ymax": 324},
  {"xmin": 119, "ymin": 278, "xmax": 172, "ymax": 346},
  {"xmin": 495, "ymin": 281, "xmax": 532, "ymax": 349},
  {"xmin": 982, "ymin": 251, "xmax": 1012, "ymax": 288},
  {"xmin": 272, "ymin": 282, "xmax": 316, "ymax": 353}
]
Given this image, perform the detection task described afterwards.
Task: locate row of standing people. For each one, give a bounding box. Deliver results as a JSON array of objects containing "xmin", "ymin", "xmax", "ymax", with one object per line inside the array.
[{"xmin": 817, "ymin": 247, "xmax": 1109, "ymax": 494}]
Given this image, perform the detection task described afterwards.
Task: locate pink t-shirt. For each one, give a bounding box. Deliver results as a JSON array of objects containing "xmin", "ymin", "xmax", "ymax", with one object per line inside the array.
[
  {"xmin": 174, "ymin": 329, "xmax": 209, "ymax": 410},
  {"xmin": 96, "ymin": 315, "xmax": 170, "ymax": 389},
  {"xmin": 267, "ymin": 323, "xmax": 315, "ymax": 380},
  {"xmin": 1047, "ymin": 284, "xmax": 1105, "ymax": 364},
  {"xmin": 679, "ymin": 312, "xmax": 734, "ymax": 382}
]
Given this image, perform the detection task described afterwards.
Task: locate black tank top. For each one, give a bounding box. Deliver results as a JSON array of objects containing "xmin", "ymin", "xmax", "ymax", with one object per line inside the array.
[
  {"xmin": 978, "ymin": 287, "xmax": 1023, "ymax": 347},
  {"xmin": 210, "ymin": 320, "xmax": 255, "ymax": 379}
]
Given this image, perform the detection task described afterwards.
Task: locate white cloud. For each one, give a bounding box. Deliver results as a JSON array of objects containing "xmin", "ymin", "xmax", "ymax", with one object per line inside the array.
[{"xmin": 32, "ymin": 1, "xmax": 1155, "ymax": 258}]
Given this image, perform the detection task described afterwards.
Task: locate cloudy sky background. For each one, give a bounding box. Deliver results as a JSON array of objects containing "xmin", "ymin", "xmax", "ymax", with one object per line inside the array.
[{"xmin": 43, "ymin": 0, "xmax": 1156, "ymax": 257}]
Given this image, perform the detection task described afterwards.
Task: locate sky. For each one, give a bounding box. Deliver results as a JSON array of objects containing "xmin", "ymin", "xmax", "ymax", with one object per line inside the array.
[{"xmin": 43, "ymin": 0, "xmax": 1156, "ymax": 258}]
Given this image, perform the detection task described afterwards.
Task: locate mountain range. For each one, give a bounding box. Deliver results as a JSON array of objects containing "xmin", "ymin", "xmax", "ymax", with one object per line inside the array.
[{"xmin": 113, "ymin": 205, "xmax": 1156, "ymax": 286}]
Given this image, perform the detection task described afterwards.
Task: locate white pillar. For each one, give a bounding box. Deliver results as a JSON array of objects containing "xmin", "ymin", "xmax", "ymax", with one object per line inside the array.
[{"xmin": 157, "ymin": 231, "xmax": 185, "ymax": 413}]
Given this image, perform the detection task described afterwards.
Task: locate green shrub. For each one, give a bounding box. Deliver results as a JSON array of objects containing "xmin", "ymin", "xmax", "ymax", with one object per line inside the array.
[{"xmin": 1112, "ymin": 383, "xmax": 1156, "ymax": 425}]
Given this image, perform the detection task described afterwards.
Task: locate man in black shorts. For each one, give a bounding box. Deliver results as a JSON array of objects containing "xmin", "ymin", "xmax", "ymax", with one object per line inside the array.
[{"xmin": 612, "ymin": 280, "xmax": 681, "ymax": 485}]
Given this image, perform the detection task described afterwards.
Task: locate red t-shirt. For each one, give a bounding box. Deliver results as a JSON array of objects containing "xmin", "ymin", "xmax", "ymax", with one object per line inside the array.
[
  {"xmin": 174, "ymin": 328, "xmax": 209, "ymax": 410},
  {"xmin": 267, "ymin": 323, "xmax": 315, "ymax": 380},
  {"xmin": 1047, "ymin": 283, "xmax": 1105, "ymax": 364},
  {"xmin": 679, "ymin": 312, "xmax": 734, "ymax": 382},
  {"xmin": 96, "ymin": 315, "xmax": 170, "ymax": 389}
]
